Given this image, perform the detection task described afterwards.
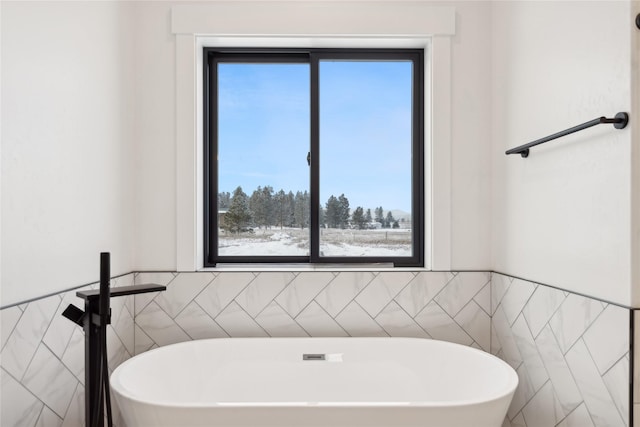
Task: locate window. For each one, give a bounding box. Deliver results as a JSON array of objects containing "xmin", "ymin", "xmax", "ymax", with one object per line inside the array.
[{"xmin": 204, "ymin": 48, "xmax": 424, "ymax": 266}]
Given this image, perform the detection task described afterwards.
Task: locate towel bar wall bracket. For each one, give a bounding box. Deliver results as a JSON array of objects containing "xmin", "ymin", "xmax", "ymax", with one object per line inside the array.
[{"xmin": 506, "ymin": 112, "xmax": 629, "ymax": 158}]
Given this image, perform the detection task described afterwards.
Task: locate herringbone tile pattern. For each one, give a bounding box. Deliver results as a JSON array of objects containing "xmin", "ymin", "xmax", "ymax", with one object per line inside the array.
[
  {"xmin": 492, "ymin": 274, "xmax": 629, "ymax": 427},
  {"xmin": 133, "ymin": 271, "xmax": 492, "ymax": 352},
  {"xmin": 0, "ymin": 271, "xmax": 633, "ymax": 427}
]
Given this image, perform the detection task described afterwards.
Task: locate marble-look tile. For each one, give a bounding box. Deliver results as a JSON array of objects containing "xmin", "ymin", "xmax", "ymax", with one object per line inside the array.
[
  {"xmin": 214, "ymin": 301, "xmax": 268, "ymax": 337},
  {"xmin": 235, "ymin": 272, "xmax": 295, "ymax": 318},
  {"xmin": 556, "ymin": 403, "xmax": 595, "ymax": 427},
  {"xmin": 522, "ymin": 285, "xmax": 566, "ymax": 339},
  {"xmin": 511, "ymin": 315, "xmax": 549, "ymax": 393},
  {"xmin": 491, "ymin": 273, "xmax": 512, "ymax": 315},
  {"xmin": 314, "ymin": 272, "xmax": 375, "ymax": 318},
  {"xmin": 174, "ymin": 302, "xmax": 229, "ymax": 340},
  {"xmin": 582, "ymin": 305, "xmax": 629, "ymax": 375},
  {"xmin": 355, "ymin": 272, "xmax": 415, "ymax": 318},
  {"xmin": 61, "ymin": 328, "xmax": 85, "ymax": 384},
  {"xmin": 35, "ymin": 406, "xmax": 63, "ymax": 427},
  {"xmin": 295, "ymin": 301, "xmax": 348, "ymax": 337},
  {"xmin": 375, "ymin": 301, "xmax": 430, "ymax": 338},
  {"xmin": 492, "ymin": 304, "xmax": 524, "ymax": 369},
  {"xmin": 134, "ymin": 324, "xmax": 156, "ymax": 355},
  {"xmin": 113, "ymin": 273, "xmax": 134, "ymax": 288},
  {"xmin": 106, "ymin": 328, "xmax": 131, "ymax": 371},
  {"xmin": 470, "ymin": 341, "xmax": 482, "ymax": 350},
  {"xmin": 1, "ymin": 368, "xmax": 43, "ymax": 427},
  {"xmin": 136, "ymin": 301, "xmax": 191, "ymax": 346},
  {"xmin": 474, "ymin": 282, "xmax": 491, "ymax": 315},
  {"xmin": 1, "ymin": 305, "xmax": 22, "ymax": 351},
  {"xmin": 134, "ymin": 272, "xmax": 176, "ymax": 315},
  {"xmin": 155, "ymin": 272, "xmax": 215, "ymax": 318},
  {"xmin": 61, "ymin": 383, "xmax": 84, "ymax": 427},
  {"xmin": 254, "ymin": 301, "xmax": 309, "ymax": 337},
  {"xmin": 22, "ymin": 344, "xmax": 77, "ymax": 417},
  {"xmin": 454, "ymin": 300, "xmax": 490, "ymax": 351},
  {"xmin": 602, "ymin": 355, "xmax": 629, "ymax": 425},
  {"xmin": 511, "ymin": 412, "xmax": 527, "ymax": 427},
  {"xmin": 521, "ymin": 381, "xmax": 566, "ymax": 427},
  {"xmin": 334, "ymin": 302, "xmax": 388, "ymax": 337},
  {"xmin": 112, "ymin": 300, "xmax": 135, "ymax": 356},
  {"xmin": 394, "ymin": 271, "xmax": 453, "ymax": 317},
  {"xmin": 43, "ymin": 291, "xmax": 81, "ymax": 359},
  {"xmin": 500, "ymin": 278, "xmax": 536, "ymax": 326},
  {"xmin": 414, "ymin": 302, "xmax": 473, "ymax": 346},
  {"xmin": 491, "ymin": 322, "xmax": 502, "ymax": 355},
  {"xmin": 124, "ymin": 295, "xmax": 134, "ymax": 320},
  {"xmin": 565, "ymin": 339, "xmax": 625, "ymax": 426},
  {"xmin": 275, "ymin": 272, "xmax": 334, "ymax": 318},
  {"xmin": 1, "ymin": 296, "xmax": 60, "ymax": 379},
  {"xmin": 508, "ymin": 363, "xmax": 536, "ymax": 420},
  {"xmin": 549, "ymin": 294, "xmax": 604, "ymax": 355},
  {"xmin": 534, "ymin": 325, "xmax": 582, "ymax": 414},
  {"xmin": 434, "ymin": 271, "xmax": 490, "ymax": 317},
  {"xmin": 135, "ymin": 271, "xmax": 176, "ymax": 286},
  {"xmin": 195, "ymin": 272, "xmax": 255, "ymax": 319}
]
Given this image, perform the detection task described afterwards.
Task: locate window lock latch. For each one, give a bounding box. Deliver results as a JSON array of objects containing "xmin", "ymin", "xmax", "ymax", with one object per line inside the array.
[{"xmin": 307, "ymin": 152, "xmax": 311, "ymax": 166}]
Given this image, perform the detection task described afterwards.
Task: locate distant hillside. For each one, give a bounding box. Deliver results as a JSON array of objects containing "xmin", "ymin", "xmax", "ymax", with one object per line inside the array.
[
  {"xmin": 365, "ymin": 208, "xmax": 411, "ymax": 221},
  {"xmin": 390, "ymin": 209, "xmax": 411, "ymax": 221}
]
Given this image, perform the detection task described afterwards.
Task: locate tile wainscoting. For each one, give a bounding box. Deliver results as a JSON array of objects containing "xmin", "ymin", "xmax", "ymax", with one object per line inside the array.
[
  {"xmin": 132, "ymin": 271, "xmax": 492, "ymax": 353},
  {"xmin": 0, "ymin": 270, "xmax": 635, "ymax": 426},
  {"xmin": 492, "ymin": 273, "xmax": 630, "ymax": 427},
  {"xmin": 1, "ymin": 275, "xmax": 135, "ymax": 427}
]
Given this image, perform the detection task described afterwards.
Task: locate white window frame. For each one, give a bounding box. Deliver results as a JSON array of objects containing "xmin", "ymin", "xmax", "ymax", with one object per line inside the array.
[{"xmin": 172, "ymin": 1, "xmax": 455, "ymax": 271}]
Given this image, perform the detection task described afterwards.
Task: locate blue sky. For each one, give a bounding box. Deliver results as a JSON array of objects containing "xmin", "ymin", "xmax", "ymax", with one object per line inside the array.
[{"xmin": 217, "ymin": 60, "xmax": 413, "ymax": 212}]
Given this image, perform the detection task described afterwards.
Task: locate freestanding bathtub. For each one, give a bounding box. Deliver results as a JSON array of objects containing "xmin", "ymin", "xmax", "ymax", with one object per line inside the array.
[{"xmin": 111, "ymin": 337, "xmax": 517, "ymax": 427}]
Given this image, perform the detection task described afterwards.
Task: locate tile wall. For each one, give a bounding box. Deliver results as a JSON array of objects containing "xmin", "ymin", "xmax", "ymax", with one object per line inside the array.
[
  {"xmin": 133, "ymin": 271, "xmax": 491, "ymax": 353},
  {"xmin": 0, "ymin": 270, "xmax": 634, "ymax": 427},
  {"xmin": 1, "ymin": 275, "xmax": 135, "ymax": 427},
  {"xmin": 492, "ymin": 273, "xmax": 630, "ymax": 427}
]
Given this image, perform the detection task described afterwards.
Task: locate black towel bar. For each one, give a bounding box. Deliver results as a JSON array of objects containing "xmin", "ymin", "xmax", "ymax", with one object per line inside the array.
[{"xmin": 506, "ymin": 112, "xmax": 629, "ymax": 158}]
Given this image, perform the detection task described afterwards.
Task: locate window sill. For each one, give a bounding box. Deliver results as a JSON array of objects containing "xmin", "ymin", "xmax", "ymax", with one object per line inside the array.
[{"xmin": 198, "ymin": 263, "xmax": 430, "ymax": 273}]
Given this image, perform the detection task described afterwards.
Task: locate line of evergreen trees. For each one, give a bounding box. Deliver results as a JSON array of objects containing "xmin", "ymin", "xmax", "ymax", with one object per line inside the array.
[{"xmin": 219, "ymin": 186, "xmax": 400, "ymax": 233}]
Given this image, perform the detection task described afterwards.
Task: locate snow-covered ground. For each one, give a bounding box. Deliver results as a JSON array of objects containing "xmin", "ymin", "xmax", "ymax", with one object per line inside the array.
[{"xmin": 218, "ymin": 228, "xmax": 411, "ymax": 257}]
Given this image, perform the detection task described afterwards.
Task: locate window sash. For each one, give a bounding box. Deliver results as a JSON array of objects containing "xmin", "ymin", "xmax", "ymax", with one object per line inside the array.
[{"xmin": 204, "ymin": 48, "xmax": 424, "ymax": 267}]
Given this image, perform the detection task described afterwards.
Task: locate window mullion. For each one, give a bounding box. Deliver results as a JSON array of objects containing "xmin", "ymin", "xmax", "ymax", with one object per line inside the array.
[{"xmin": 309, "ymin": 54, "xmax": 320, "ymax": 262}]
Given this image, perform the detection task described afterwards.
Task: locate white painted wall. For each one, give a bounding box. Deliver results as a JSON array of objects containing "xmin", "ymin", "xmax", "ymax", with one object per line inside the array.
[
  {"xmin": 10, "ymin": 0, "xmax": 633, "ymax": 308},
  {"xmin": 491, "ymin": 1, "xmax": 634, "ymax": 305},
  {"xmin": 1, "ymin": 1, "xmax": 136, "ymax": 306},
  {"xmin": 132, "ymin": 0, "xmax": 493, "ymax": 272}
]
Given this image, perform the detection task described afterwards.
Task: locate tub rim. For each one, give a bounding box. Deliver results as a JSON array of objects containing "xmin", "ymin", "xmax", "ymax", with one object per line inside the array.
[{"xmin": 110, "ymin": 337, "xmax": 519, "ymax": 409}]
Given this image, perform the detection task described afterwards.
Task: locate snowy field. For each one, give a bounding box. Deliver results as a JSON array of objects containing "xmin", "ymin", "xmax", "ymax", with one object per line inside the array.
[{"xmin": 219, "ymin": 227, "xmax": 412, "ymax": 256}]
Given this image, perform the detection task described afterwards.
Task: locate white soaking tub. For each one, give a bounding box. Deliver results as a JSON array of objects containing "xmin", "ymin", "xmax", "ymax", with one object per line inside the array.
[{"xmin": 110, "ymin": 337, "xmax": 517, "ymax": 427}]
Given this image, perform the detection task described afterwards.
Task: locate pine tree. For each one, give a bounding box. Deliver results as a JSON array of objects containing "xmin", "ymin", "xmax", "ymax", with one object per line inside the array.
[
  {"xmin": 249, "ymin": 185, "xmax": 274, "ymax": 230},
  {"xmin": 325, "ymin": 195, "xmax": 340, "ymax": 228},
  {"xmin": 274, "ymin": 189, "xmax": 294, "ymax": 229},
  {"xmin": 294, "ymin": 191, "xmax": 310, "ymax": 229},
  {"xmin": 374, "ymin": 206, "xmax": 384, "ymax": 226},
  {"xmin": 337, "ymin": 194, "xmax": 350, "ymax": 229},
  {"xmin": 352, "ymin": 207, "xmax": 367, "ymax": 230},
  {"xmin": 285, "ymin": 191, "xmax": 296, "ymax": 227},
  {"xmin": 218, "ymin": 192, "xmax": 231, "ymax": 209},
  {"xmin": 385, "ymin": 211, "xmax": 395, "ymax": 229},
  {"xmin": 365, "ymin": 208, "xmax": 373, "ymax": 224},
  {"xmin": 224, "ymin": 186, "xmax": 253, "ymax": 233}
]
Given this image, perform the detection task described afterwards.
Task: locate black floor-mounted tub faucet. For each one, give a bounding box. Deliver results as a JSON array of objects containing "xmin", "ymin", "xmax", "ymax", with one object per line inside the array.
[{"xmin": 62, "ymin": 252, "xmax": 166, "ymax": 427}]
